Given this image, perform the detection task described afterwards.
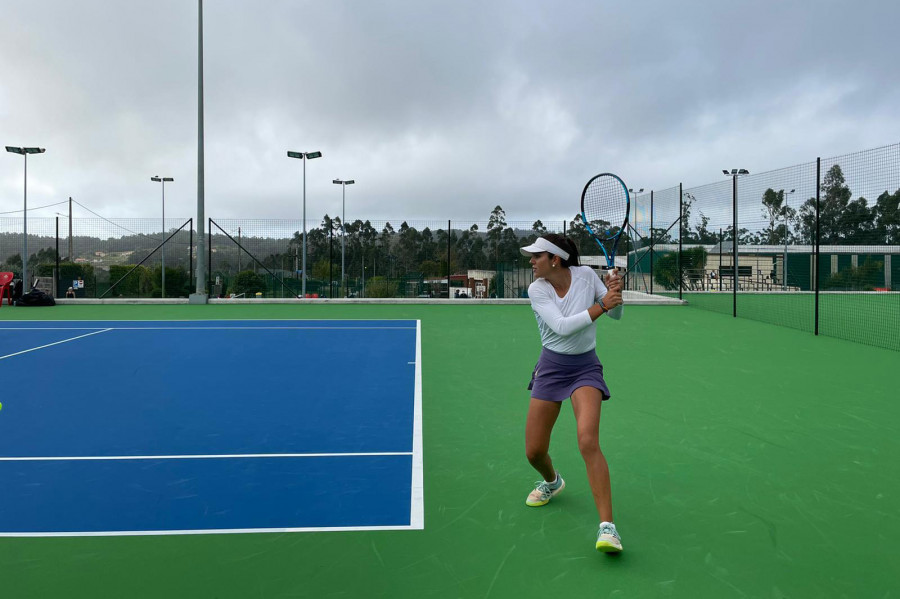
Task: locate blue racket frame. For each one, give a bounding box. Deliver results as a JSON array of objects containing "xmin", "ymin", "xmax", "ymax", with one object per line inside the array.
[{"xmin": 580, "ymin": 173, "xmax": 631, "ymax": 271}]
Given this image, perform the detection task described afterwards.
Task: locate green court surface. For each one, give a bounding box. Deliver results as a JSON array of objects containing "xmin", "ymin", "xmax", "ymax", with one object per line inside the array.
[
  {"xmin": 1, "ymin": 303, "xmax": 897, "ymax": 598},
  {"xmin": 677, "ymin": 291, "xmax": 900, "ymax": 351}
]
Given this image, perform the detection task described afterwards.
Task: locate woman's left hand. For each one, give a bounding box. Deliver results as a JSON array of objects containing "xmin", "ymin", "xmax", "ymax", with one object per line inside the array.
[{"xmin": 605, "ymin": 269, "xmax": 623, "ymax": 292}]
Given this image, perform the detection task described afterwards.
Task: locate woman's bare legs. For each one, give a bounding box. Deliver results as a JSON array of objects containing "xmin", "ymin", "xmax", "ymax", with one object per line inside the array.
[
  {"xmin": 570, "ymin": 386, "xmax": 613, "ymax": 522},
  {"xmin": 524, "ymin": 398, "xmax": 562, "ymax": 482}
]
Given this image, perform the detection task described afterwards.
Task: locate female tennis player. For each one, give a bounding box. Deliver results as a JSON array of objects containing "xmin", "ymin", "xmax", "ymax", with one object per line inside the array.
[{"xmin": 520, "ymin": 233, "xmax": 624, "ymax": 553}]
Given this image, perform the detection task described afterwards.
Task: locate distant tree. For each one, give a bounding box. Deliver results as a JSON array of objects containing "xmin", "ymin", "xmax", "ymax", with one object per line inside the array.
[
  {"xmin": 654, "ymin": 247, "xmax": 708, "ymax": 290},
  {"xmin": 455, "ymin": 224, "xmax": 485, "ymax": 270},
  {"xmin": 230, "ymin": 270, "xmax": 267, "ymax": 296},
  {"xmin": 680, "ymin": 194, "xmax": 697, "ymax": 243},
  {"xmin": 797, "ymin": 164, "xmax": 873, "ymax": 243},
  {"xmin": 499, "ymin": 227, "xmax": 520, "ymax": 263},
  {"xmin": 694, "ymin": 211, "xmax": 720, "ymax": 244},
  {"xmin": 873, "ymin": 189, "xmax": 900, "ymax": 243},
  {"xmin": 397, "ymin": 222, "xmax": 420, "ymax": 272},
  {"xmin": 419, "ymin": 227, "xmax": 436, "ymax": 263},
  {"xmin": 761, "ymin": 188, "xmax": 798, "ymax": 244},
  {"xmin": 486, "ymin": 205, "xmax": 507, "ymax": 264},
  {"xmin": 650, "ymin": 226, "xmax": 674, "ymax": 244},
  {"xmin": 567, "ymin": 214, "xmax": 595, "ymax": 256},
  {"xmin": 2, "ymin": 253, "xmax": 22, "ymax": 275},
  {"xmin": 360, "ymin": 220, "xmax": 378, "ymax": 264}
]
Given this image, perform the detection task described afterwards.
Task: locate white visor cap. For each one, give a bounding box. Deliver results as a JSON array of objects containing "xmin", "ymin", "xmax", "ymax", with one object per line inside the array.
[{"xmin": 519, "ymin": 237, "xmax": 570, "ymax": 260}]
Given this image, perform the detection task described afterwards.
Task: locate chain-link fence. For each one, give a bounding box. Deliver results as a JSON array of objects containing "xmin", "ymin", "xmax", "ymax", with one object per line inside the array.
[
  {"xmin": 0, "ymin": 215, "xmax": 193, "ymax": 299},
  {"xmin": 2, "ymin": 143, "xmax": 897, "ymax": 349}
]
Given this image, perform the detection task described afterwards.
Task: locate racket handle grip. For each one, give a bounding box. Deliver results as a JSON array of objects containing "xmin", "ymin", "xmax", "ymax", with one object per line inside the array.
[{"xmin": 607, "ymin": 304, "xmax": 623, "ymax": 320}]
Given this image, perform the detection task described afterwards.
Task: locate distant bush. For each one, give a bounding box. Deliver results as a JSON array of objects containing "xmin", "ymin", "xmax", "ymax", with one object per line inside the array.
[
  {"xmin": 365, "ymin": 276, "xmax": 397, "ymax": 298},
  {"xmin": 822, "ymin": 259, "xmax": 883, "ymax": 291},
  {"xmin": 230, "ymin": 270, "xmax": 267, "ymax": 296},
  {"xmin": 108, "ymin": 264, "xmax": 152, "ymax": 297}
]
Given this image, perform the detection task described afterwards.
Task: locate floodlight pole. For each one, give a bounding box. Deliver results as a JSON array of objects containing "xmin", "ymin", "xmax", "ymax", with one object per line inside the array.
[
  {"xmin": 5, "ymin": 146, "xmax": 46, "ymax": 289},
  {"xmin": 152, "ymin": 176, "xmax": 174, "ymax": 297},
  {"xmin": 781, "ymin": 188, "xmax": 795, "ymax": 291},
  {"xmin": 287, "ymin": 150, "xmax": 322, "ymax": 296},
  {"xmin": 333, "ymin": 178, "xmax": 355, "ymax": 297},
  {"xmin": 724, "ymin": 168, "xmax": 749, "ymax": 317},
  {"xmin": 192, "ymin": 0, "xmax": 208, "ymax": 303}
]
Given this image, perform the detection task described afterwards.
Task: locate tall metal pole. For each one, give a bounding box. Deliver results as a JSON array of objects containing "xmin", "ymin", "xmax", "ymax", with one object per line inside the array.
[
  {"xmin": 732, "ymin": 173, "xmax": 738, "ymax": 318},
  {"xmin": 332, "ymin": 178, "xmax": 353, "ymax": 296},
  {"xmin": 23, "ymin": 152, "xmax": 28, "ymax": 288},
  {"xmin": 342, "ymin": 183, "xmax": 346, "ymax": 292},
  {"xmin": 719, "ymin": 228, "xmax": 723, "ymax": 292},
  {"xmin": 783, "ymin": 203, "xmax": 788, "ymax": 291},
  {"xmin": 329, "ymin": 224, "xmax": 333, "ymax": 298},
  {"xmin": 193, "ymin": 0, "xmax": 207, "ymax": 301},
  {"xmin": 678, "ymin": 184, "xmax": 683, "ymax": 301},
  {"xmin": 814, "ymin": 158, "xmax": 821, "ymax": 336},
  {"xmin": 4, "ymin": 147, "xmax": 43, "ymax": 286},
  {"xmin": 650, "ymin": 190, "xmax": 654, "ymax": 295},
  {"xmin": 161, "ymin": 179, "xmax": 166, "ymax": 298},
  {"xmin": 302, "ymin": 155, "xmax": 307, "ymax": 297},
  {"xmin": 55, "ymin": 216, "xmax": 60, "ymax": 297}
]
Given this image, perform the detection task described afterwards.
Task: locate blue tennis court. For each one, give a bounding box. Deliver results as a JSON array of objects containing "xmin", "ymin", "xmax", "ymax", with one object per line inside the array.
[{"xmin": 0, "ymin": 320, "xmax": 423, "ymax": 536}]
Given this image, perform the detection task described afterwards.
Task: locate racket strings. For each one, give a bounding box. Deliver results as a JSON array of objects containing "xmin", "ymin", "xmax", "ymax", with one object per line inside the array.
[{"xmin": 582, "ymin": 176, "xmax": 628, "ymax": 239}]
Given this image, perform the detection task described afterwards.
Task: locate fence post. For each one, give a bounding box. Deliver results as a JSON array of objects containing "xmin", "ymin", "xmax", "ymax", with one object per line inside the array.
[
  {"xmin": 678, "ymin": 184, "xmax": 683, "ymax": 300},
  {"xmin": 650, "ymin": 190, "xmax": 654, "ymax": 295},
  {"xmin": 55, "ymin": 217, "xmax": 60, "ymax": 298},
  {"xmin": 447, "ymin": 220, "xmax": 451, "ymax": 299},
  {"xmin": 329, "ymin": 223, "xmax": 333, "ymax": 298},
  {"xmin": 733, "ymin": 173, "xmax": 738, "ymax": 318},
  {"xmin": 815, "ymin": 157, "xmax": 821, "ymax": 336},
  {"xmin": 207, "ymin": 217, "xmax": 212, "ymax": 296},
  {"xmin": 189, "ymin": 219, "xmax": 194, "ymax": 291},
  {"xmin": 719, "ymin": 229, "xmax": 723, "ymax": 292}
]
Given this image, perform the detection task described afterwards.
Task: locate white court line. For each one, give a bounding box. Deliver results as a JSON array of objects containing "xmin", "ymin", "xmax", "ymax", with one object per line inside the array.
[
  {"xmin": 0, "ymin": 318, "xmax": 419, "ymax": 322},
  {"xmin": 0, "ymin": 328, "xmax": 112, "ymax": 361},
  {"xmin": 0, "ymin": 326, "xmax": 416, "ymax": 331},
  {"xmin": 0, "ymin": 319, "xmax": 423, "ymax": 537},
  {"xmin": 1, "ymin": 525, "xmax": 415, "ymax": 538},
  {"xmin": 1, "ymin": 449, "xmax": 419, "ymax": 537},
  {"xmin": 0, "ymin": 452, "xmax": 413, "ymax": 462},
  {"xmin": 410, "ymin": 319, "xmax": 424, "ymax": 530}
]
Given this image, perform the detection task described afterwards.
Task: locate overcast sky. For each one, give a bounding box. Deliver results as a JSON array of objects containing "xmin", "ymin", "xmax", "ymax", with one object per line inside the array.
[{"xmin": 2, "ymin": 0, "xmax": 898, "ymax": 226}]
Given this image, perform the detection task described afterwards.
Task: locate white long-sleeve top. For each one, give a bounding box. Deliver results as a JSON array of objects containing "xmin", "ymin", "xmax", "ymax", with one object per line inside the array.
[{"xmin": 527, "ymin": 265, "xmax": 609, "ymax": 354}]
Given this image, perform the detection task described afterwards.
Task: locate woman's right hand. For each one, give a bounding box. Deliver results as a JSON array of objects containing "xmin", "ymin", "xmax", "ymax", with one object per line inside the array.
[{"xmin": 602, "ymin": 289, "xmax": 623, "ymax": 309}]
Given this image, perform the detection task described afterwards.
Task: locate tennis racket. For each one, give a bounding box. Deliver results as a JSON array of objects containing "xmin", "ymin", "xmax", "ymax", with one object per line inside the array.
[{"xmin": 581, "ymin": 173, "xmax": 630, "ymax": 320}]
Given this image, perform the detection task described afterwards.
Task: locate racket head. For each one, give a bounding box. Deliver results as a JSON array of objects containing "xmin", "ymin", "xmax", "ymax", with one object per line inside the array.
[
  {"xmin": 580, "ymin": 173, "xmax": 630, "ymax": 240},
  {"xmin": 580, "ymin": 173, "xmax": 630, "ymax": 268}
]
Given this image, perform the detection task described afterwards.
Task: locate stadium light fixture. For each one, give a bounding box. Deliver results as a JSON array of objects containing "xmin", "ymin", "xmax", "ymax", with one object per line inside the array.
[
  {"xmin": 287, "ymin": 150, "xmax": 323, "ymax": 297},
  {"xmin": 723, "ymin": 167, "xmax": 749, "ymax": 317},
  {"xmin": 5, "ymin": 146, "xmax": 46, "ymax": 288},
  {"xmin": 333, "ymin": 178, "xmax": 356, "ymax": 296}
]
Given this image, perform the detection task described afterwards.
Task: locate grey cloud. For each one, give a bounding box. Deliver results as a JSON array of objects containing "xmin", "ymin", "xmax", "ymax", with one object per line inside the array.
[{"xmin": 2, "ymin": 0, "xmax": 898, "ymax": 225}]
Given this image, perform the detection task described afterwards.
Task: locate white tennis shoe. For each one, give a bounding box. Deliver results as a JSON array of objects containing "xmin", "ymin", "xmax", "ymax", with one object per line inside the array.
[
  {"xmin": 596, "ymin": 521, "xmax": 623, "ymax": 553},
  {"xmin": 525, "ymin": 474, "xmax": 565, "ymax": 507}
]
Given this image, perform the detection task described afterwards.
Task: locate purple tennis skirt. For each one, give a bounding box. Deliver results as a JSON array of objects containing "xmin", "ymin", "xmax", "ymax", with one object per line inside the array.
[{"xmin": 528, "ymin": 346, "xmax": 611, "ymax": 402}]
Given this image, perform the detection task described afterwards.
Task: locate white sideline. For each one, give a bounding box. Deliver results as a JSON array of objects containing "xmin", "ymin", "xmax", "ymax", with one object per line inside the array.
[{"xmin": 0, "ymin": 328, "xmax": 112, "ymax": 361}]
